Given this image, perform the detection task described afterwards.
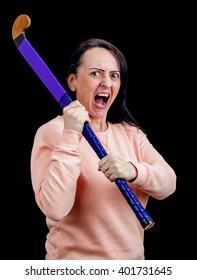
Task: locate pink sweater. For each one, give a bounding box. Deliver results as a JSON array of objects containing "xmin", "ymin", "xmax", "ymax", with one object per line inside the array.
[{"xmin": 30, "ymin": 116, "xmax": 176, "ymax": 260}]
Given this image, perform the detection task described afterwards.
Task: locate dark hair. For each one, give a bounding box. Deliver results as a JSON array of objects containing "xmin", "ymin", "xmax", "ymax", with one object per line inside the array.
[{"xmin": 65, "ymin": 38, "xmax": 142, "ymax": 128}]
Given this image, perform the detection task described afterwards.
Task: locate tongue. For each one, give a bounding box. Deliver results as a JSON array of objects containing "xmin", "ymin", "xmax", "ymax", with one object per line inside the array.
[{"xmin": 95, "ymin": 96, "xmax": 105, "ymax": 105}]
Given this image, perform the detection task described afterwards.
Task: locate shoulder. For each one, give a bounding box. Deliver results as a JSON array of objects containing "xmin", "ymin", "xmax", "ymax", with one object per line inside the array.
[
  {"xmin": 108, "ymin": 122, "xmax": 148, "ymax": 146},
  {"xmin": 34, "ymin": 115, "xmax": 64, "ymax": 143},
  {"xmin": 37, "ymin": 115, "xmax": 63, "ymax": 131},
  {"xmin": 110, "ymin": 121, "xmax": 145, "ymax": 136}
]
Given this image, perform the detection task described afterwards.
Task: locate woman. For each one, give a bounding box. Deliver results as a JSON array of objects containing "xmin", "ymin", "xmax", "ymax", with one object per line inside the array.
[{"xmin": 30, "ymin": 38, "xmax": 176, "ymax": 260}]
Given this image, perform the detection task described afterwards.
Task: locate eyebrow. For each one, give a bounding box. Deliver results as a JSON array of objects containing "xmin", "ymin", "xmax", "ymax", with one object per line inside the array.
[{"xmin": 89, "ymin": 67, "xmax": 120, "ymax": 73}]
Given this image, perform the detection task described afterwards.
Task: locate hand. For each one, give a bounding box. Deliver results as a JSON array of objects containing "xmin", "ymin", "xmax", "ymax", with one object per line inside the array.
[
  {"xmin": 98, "ymin": 152, "xmax": 137, "ymax": 182},
  {"xmin": 63, "ymin": 100, "xmax": 90, "ymax": 133}
]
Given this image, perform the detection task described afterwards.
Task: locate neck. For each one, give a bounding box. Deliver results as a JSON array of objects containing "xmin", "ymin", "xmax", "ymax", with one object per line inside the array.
[{"xmin": 89, "ymin": 118, "xmax": 108, "ymax": 132}]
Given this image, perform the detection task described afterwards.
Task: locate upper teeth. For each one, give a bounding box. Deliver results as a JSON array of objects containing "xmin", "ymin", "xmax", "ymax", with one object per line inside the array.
[{"xmin": 97, "ymin": 93, "xmax": 109, "ymax": 97}]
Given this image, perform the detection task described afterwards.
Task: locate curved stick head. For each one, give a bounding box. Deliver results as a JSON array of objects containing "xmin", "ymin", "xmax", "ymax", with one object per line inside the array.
[{"xmin": 12, "ymin": 14, "xmax": 31, "ymax": 40}]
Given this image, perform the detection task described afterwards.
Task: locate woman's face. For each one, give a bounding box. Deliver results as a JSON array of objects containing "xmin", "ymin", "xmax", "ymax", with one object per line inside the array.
[{"xmin": 67, "ymin": 47, "xmax": 121, "ymax": 120}]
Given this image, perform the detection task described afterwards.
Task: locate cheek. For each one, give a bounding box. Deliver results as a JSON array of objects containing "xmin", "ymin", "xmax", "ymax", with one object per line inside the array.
[
  {"xmin": 76, "ymin": 80, "xmax": 96, "ymax": 104},
  {"xmin": 112, "ymin": 84, "xmax": 121, "ymax": 101},
  {"xmin": 76, "ymin": 88, "xmax": 93, "ymax": 107}
]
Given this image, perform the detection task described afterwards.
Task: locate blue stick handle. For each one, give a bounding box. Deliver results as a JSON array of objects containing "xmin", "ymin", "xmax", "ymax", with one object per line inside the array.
[{"xmin": 12, "ymin": 15, "xmax": 155, "ymax": 229}]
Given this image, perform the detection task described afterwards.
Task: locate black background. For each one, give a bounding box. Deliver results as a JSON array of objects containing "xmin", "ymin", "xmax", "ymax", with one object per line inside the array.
[{"xmin": 1, "ymin": 2, "xmax": 195, "ymax": 260}]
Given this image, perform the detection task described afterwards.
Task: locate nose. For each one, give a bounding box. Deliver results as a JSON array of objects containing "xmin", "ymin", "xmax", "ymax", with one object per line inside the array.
[{"xmin": 101, "ymin": 74, "xmax": 112, "ymax": 87}]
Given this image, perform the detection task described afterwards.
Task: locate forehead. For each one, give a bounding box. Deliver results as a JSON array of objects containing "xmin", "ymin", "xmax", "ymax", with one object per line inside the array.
[{"xmin": 81, "ymin": 47, "xmax": 119, "ymax": 70}]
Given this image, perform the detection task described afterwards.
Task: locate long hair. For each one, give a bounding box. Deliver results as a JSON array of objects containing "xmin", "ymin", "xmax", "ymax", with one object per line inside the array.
[{"xmin": 65, "ymin": 38, "xmax": 142, "ymax": 128}]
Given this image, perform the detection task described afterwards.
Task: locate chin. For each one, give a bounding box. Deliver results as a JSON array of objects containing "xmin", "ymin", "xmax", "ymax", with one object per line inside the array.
[{"xmin": 94, "ymin": 111, "xmax": 107, "ymax": 119}]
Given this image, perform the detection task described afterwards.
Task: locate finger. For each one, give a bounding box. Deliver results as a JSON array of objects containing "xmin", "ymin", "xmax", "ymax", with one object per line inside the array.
[{"xmin": 98, "ymin": 157, "xmax": 108, "ymax": 168}]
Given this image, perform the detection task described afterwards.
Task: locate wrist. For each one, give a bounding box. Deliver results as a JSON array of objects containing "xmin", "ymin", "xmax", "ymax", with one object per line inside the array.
[{"xmin": 128, "ymin": 162, "xmax": 138, "ymax": 183}]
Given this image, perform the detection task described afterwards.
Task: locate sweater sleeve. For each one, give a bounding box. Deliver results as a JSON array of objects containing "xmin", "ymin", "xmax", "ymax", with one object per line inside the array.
[
  {"xmin": 30, "ymin": 119, "xmax": 83, "ymax": 221},
  {"xmin": 131, "ymin": 128, "xmax": 177, "ymax": 200}
]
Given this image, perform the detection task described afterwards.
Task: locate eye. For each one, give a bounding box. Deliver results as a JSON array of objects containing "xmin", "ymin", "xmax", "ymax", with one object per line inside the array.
[
  {"xmin": 90, "ymin": 70, "xmax": 101, "ymax": 77},
  {"xmin": 110, "ymin": 72, "xmax": 120, "ymax": 79}
]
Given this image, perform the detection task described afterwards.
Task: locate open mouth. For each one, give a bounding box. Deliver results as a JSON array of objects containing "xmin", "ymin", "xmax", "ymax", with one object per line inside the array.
[{"xmin": 94, "ymin": 93, "xmax": 109, "ymax": 107}]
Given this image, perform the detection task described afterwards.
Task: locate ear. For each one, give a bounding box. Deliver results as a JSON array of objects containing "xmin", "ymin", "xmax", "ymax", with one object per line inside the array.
[{"xmin": 67, "ymin": 74, "xmax": 76, "ymax": 91}]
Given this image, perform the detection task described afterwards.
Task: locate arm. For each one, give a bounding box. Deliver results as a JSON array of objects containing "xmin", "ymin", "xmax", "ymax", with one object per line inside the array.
[
  {"xmin": 30, "ymin": 119, "xmax": 83, "ymax": 221},
  {"xmin": 132, "ymin": 129, "xmax": 176, "ymax": 200},
  {"xmin": 98, "ymin": 126, "xmax": 176, "ymax": 200}
]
